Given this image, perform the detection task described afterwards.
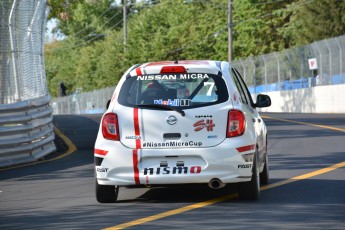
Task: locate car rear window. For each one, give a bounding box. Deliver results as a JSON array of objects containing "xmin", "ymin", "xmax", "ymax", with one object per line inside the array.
[{"xmin": 118, "ymin": 73, "xmax": 229, "ymax": 109}]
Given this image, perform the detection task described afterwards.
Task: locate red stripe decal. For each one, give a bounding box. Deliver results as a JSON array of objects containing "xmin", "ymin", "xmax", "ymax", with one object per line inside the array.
[
  {"xmin": 236, "ymin": 144, "xmax": 255, "ymax": 153},
  {"xmin": 136, "ymin": 67, "xmax": 142, "ymax": 76},
  {"xmin": 133, "ymin": 108, "xmax": 141, "ymax": 149},
  {"xmin": 132, "ymin": 108, "xmax": 141, "ymax": 184},
  {"xmin": 94, "ymin": 149, "xmax": 108, "ymax": 156},
  {"xmin": 111, "ymin": 91, "xmax": 117, "ymax": 102},
  {"xmin": 132, "ymin": 149, "xmax": 140, "ymax": 184}
]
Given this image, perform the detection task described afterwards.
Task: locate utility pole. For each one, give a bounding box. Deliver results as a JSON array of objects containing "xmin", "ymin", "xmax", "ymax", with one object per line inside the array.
[
  {"xmin": 122, "ymin": 0, "xmax": 127, "ymax": 51},
  {"xmin": 228, "ymin": 0, "xmax": 233, "ymax": 62}
]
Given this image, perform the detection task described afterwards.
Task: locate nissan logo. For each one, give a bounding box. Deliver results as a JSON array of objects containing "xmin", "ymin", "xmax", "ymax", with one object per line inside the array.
[{"xmin": 166, "ymin": 115, "xmax": 177, "ymax": 125}]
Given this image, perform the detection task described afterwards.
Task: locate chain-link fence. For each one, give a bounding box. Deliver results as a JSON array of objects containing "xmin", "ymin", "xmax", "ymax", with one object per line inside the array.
[
  {"xmin": 51, "ymin": 87, "xmax": 114, "ymax": 115},
  {"xmin": 232, "ymin": 34, "xmax": 345, "ymax": 94},
  {"xmin": 0, "ymin": 0, "xmax": 49, "ymax": 104},
  {"xmin": 0, "ymin": 0, "xmax": 55, "ymax": 168},
  {"xmin": 50, "ymin": 34, "xmax": 345, "ymax": 115}
]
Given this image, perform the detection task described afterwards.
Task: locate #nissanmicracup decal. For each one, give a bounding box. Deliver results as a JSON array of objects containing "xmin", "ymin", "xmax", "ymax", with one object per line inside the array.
[{"xmin": 142, "ymin": 141, "xmax": 202, "ymax": 148}]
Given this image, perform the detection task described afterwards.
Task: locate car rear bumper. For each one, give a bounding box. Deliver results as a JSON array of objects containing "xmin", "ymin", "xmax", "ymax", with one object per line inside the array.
[{"xmin": 95, "ymin": 139, "xmax": 255, "ymax": 186}]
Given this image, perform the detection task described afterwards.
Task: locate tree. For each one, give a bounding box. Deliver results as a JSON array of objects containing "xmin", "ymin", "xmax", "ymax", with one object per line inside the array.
[
  {"xmin": 48, "ymin": 0, "xmax": 124, "ymax": 40},
  {"xmin": 125, "ymin": 0, "xmax": 227, "ymax": 61},
  {"xmin": 45, "ymin": 40, "xmax": 79, "ymax": 96},
  {"xmin": 45, "ymin": 0, "xmax": 345, "ymax": 96},
  {"xmin": 283, "ymin": 0, "xmax": 345, "ymax": 46},
  {"xmin": 232, "ymin": 0, "xmax": 298, "ymax": 57}
]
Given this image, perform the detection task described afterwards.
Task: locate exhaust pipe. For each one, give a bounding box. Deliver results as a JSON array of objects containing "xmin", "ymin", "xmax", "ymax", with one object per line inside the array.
[{"xmin": 208, "ymin": 178, "xmax": 225, "ymax": 189}]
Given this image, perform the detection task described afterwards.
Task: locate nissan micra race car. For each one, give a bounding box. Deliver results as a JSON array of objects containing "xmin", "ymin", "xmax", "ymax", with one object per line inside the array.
[{"xmin": 94, "ymin": 60, "xmax": 271, "ymax": 203}]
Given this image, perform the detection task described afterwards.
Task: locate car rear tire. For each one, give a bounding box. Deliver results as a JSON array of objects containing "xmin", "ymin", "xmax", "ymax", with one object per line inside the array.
[
  {"xmin": 95, "ymin": 179, "xmax": 119, "ymax": 203},
  {"xmin": 239, "ymin": 153, "xmax": 260, "ymax": 200},
  {"xmin": 260, "ymin": 152, "xmax": 269, "ymax": 185}
]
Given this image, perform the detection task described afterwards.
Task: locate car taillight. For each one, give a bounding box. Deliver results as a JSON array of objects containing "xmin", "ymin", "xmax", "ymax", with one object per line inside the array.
[
  {"xmin": 227, "ymin": 110, "xmax": 245, "ymax": 138},
  {"xmin": 160, "ymin": 66, "xmax": 187, "ymax": 74},
  {"xmin": 102, "ymin": 113, "xmax": 120, "ymax": 141}
]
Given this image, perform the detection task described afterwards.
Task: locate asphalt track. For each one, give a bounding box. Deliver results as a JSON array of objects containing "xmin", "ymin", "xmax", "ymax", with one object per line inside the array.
[{"xmin": 0, "ymin": 113, "xmax": 344, "ymax": 229}]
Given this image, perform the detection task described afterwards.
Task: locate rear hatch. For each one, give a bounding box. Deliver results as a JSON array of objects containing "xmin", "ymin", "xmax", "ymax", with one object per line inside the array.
[{"xmin": 116, "ymin": 61, "xmax": 231, "ymax": 149}]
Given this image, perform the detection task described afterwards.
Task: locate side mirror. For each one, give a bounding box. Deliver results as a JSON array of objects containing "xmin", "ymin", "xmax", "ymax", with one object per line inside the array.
[
  {"xmin": 255, "ymin": 94, "xmax": 271, "ymax": 108},
  {"xmin": 106, "ymin": 99, "xmax": 111, "ymax": 109}
]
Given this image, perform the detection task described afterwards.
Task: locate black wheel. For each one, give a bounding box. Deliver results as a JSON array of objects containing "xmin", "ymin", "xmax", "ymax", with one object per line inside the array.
[
  {"xmin": 239, "ymin": 153, "xmax": 260, "ymax": 200},
  {"xmin": 260, "ymin": 152, "xmax": 269, "ymax": 185},
  {"xmin": 95, "ymin": 179, "xmax": 119, "ymax": 203}
]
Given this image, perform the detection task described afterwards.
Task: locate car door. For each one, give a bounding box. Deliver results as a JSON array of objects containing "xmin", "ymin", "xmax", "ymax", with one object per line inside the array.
[{"xmin": 231, "ymin": 68, "xmax": 266, "ymax": 165}]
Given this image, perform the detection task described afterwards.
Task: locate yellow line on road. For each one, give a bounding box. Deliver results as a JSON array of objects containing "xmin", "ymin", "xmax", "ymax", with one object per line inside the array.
[
  {"xmin": 292, "ymin": 161, "xmax": 345, "ymax": 180},
  {"xmin": 52, "ymin": 126, "xmax": 77, "ymax": 160},
  {"xmin": 261, "ymin": 116, "xmax": 345, "ymax": 133},
  {"xmin": 105, "ymin": 116, "xmax": 345, "ymax": 230},
  {"xmin": 261, "ymin": 161, "xmax": 345, "ymax": 191},
  {"xmin": 104, "ymin": 193, "xmax": 238, "ymax": 230},
  {"xmin": 106, "ymin": 160, "xmax": 345, "ymax": 230}
]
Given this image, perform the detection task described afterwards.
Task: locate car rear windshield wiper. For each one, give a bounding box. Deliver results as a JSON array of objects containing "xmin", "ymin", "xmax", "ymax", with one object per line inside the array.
[{"xmin": 136, "ymin": 104, "xmax": 185, "ymax": 116}]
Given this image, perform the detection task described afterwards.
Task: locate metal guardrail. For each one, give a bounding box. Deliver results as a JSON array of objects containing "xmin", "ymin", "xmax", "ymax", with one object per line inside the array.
[{"xmin": 0, "ymin": 96, "xmax": 56, "ymax": 168}]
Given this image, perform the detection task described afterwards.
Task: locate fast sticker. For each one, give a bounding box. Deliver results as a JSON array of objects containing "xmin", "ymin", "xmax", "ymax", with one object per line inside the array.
[
  {"xmin": 238, "ymin": 164, "xmax": 252, "ymax": 169},
  {"xmin": 96, "ymin": 168, "xmax": 109, "ymax": 172}
]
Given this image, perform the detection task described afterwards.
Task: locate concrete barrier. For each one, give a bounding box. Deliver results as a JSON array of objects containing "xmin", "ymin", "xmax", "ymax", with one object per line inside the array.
[{"xmin": 257, "ymin": 84, "xmax": 345, "ymax": 114}]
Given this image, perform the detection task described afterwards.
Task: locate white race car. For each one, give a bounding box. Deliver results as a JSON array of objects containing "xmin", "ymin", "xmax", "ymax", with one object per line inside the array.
[{"xmin": 94, "ymin": 60, "xmax": 271, "ymax": 203}]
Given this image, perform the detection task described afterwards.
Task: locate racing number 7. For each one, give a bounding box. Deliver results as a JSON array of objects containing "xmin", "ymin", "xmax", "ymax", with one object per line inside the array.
[{"xmin": 204, "ymin": 82, "xmax": 215, "ymax": 96}]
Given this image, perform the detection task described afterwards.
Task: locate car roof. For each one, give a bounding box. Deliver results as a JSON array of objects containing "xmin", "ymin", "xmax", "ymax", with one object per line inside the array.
[{"xmin": 128, "ymin": 60, "xmax": 225, "ymax": 77}]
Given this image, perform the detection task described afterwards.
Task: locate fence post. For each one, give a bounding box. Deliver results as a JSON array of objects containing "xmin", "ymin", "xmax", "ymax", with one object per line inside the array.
[
  {"xmin": 261, "ymin": 55, "xmax": 267, "ymax": 93},
  {"xmin": 297, "ymin": 47, "xmax": 307, "ymax": 88},
  {"xmin": 324, "ymin": 40, "xmax": 332, "ymax": 83},
  {"xmin": 249, "ymin": 57, "xmax": 256, "ymax": 94},
  {"xmin": 239, "ymin": 59, "xmax": 246, "ymax": 81},
  {"xmin": 285, "ymin": 51, "xmax": 293, "ymax": 89},
  {"xmin": 8, "ymin": 0, "xmax": 20, "ymax": 101},
  {"xmin": 312, "ymin": 42, "xmax": 322, "ymax": 82},
  {"xmin": 335, "ymin": 37, "xmax": 343, "ymax": 83},
  {"xmin": 274, "ymin": 52, "xmax": 280, "ymax": 89}
]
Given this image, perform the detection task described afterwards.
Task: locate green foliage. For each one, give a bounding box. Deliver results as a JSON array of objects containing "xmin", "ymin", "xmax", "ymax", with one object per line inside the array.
[
  {"xmin": 45, "ymin": 40, "xmax": 79, "ymax": 96},
  {"xmin": 47, "ymin": 0, "xmax": 84, "ymax": 20},
  {"xmin": 233, "ymin": 0, "xmax": 298, "ymax": 57},
  {"xmin": 45, "ymin": 0, "xmax": 345, "ymax": 96},
  {"xmin": 125, "ymin": 0, "xmax": 227, "ymax": 61},
  {"xmin": 48, "ymin": 0, "xmax": 123, "ymax": 38},
  {"xmin": 283, "ymin": 0, "xmax": 345, "ymax": 46}
]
